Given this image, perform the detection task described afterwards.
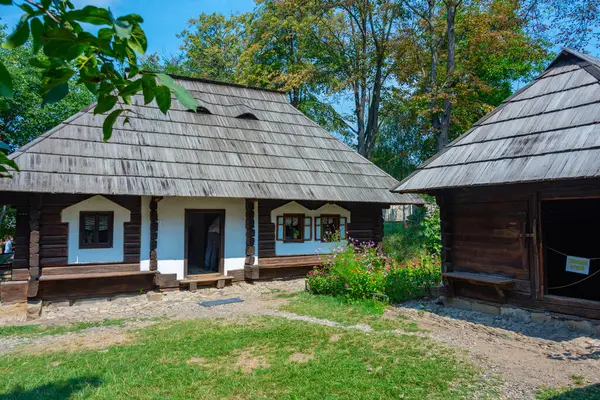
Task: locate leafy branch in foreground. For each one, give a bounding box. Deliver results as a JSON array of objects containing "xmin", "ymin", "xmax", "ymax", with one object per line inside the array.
[{"xmin": 0, "ymin": 0, "xmax": 199, "ymax": 177}]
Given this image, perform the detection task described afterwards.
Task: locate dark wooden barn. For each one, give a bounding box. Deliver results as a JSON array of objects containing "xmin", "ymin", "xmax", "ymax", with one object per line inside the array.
[{"xmin": 394, "ymin": 49, "xmax": 600, "ymax": 320}]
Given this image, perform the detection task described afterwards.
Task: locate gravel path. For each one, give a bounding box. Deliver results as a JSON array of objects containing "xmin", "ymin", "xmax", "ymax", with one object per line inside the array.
[{"xmin": 393, "ymin": 301, "xmax": 600, "ymax": 399}]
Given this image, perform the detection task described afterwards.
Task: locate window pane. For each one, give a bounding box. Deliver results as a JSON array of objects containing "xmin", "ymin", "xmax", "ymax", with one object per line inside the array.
[
  {"xmin": 284, "ymin": 216, "xmax": 302, "ymax": 241},
  {"xmin": 82, "ymin": 214, "xmax": 96, "ymax": 244},
  {"xmin": 304, "ymin": 217, "xmax": 311, "ymax": 240},
  {"xmin": 97, "ymin": 215, "xmax": 110, "ymax": 244}
]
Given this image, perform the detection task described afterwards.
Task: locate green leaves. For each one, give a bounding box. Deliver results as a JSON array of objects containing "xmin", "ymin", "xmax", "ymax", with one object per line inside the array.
[
  {"xmin": 30, "ymin": 18, "xmax": 44, "ymax": 53},
  {"xmin": 103, "ymin": 109, "xmax": 127, "ymax": 141},
  {"xmin": 109, "ymin": 9, "xmax": 133, "ymax": 39},
  {"xmin": 0, "ymin": 61, "xmax": 13, "ymax": 98},
  {"xmin": 2, "ymin": 18, "xmax": 29, "ymax": 49},
  {"xmin": 42, "ymin": 82, "xmax": 69, "ymax": 106},
  {"xmin": 141, "ymin": 74, "xmax": 156, "ymax": 104},
  {"xmin": 155, "ymin": 84, "xmax": 171, "ymax": 114},
  {"xmin": 128, "ymin": 25, "xmax": 147, "ymax": 55},
  {"xmin": 94, "ymin": 95, "xmax": 118, "ymax": 115},
  {"xmin": 64, "ymin": 6, "xmax": 111, "ymax": 25},
  {"xmin": 157, "ymin": 73, "xmax": 197, "ymax": 111}
]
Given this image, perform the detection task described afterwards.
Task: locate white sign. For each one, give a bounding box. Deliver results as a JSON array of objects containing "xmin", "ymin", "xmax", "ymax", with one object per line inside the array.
[{"xmin": 565, "ymin": 256, "xmax": 590, "ymax": 275}]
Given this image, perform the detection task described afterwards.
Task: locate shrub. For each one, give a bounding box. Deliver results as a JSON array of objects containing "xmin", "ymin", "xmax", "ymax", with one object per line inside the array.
[
  {"xmin": 385, "ymin": 255, "xmax": 441, "ymax": 302},
  {"xmin": 307, "ymin": 237, "xmax": 441, "ymax": 303},
  {"xmin": 383, "ymin": 205, "xmax": 441, "ymax": 260}
]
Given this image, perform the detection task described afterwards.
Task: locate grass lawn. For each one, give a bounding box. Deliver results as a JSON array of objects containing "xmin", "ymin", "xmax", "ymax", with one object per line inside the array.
[
  {"xmin": 279, "ymin": 292, "xmax": 421, "ymax": 332},
  {"xmin": 537, "ymin": 384, "xmax": 600, "ymax": 399},
  {"xmin": 0, "ymin": 316, "xmax": 489, "ymax": 399},
  {"xmin": 0, "ymin": 319, "xmax": 125, "ymax": 338}
]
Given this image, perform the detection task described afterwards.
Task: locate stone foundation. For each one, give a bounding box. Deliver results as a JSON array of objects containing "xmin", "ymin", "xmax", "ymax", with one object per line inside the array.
[{"xmin": 441, "ymin": 296, "xmax": 600, "ymax": 336}]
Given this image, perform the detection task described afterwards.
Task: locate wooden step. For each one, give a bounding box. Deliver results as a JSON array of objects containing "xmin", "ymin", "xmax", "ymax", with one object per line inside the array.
[{"xmin": 180, "ymin": 274, "xmax": 233, "ymax": 290}]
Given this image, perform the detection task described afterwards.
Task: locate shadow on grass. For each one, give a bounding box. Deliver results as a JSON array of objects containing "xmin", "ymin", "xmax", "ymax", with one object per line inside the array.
[
  {"xmin": 542, "ymin": 383, "xmax": 600, "ymax": 399},
  {"xmin": 0, "ymin": 377, "xmax": 102, "ymax": 400}
]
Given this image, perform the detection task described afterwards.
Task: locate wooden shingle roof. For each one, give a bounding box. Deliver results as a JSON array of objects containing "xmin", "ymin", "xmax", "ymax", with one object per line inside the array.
[
  {"xmin": 0, "ymin": 77, "xmax": 423, "ymax": 204},
  {"xmin": 393, "ymin": 49, "xmax": 600, "ymax": 193}
]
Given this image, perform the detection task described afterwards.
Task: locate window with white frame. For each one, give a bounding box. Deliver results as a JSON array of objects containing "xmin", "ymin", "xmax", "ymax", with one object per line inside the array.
[
  {"xmin": 276, "ymin": 214, "xmax": 313, "ymax": 242},
  {"xmin": 315, "ymin": 214, "xmax": 347, "ymax": 241}
]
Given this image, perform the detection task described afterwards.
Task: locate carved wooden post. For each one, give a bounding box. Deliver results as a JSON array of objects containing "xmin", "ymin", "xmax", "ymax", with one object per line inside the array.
[
  {"xmin": 149, "ymin": 197, "xmax": 160, "ymax": 271},
  {"xmin": 28, "ymin": 194, "xmax": 42, "ymax": 297},
  {"xmin": 244, "ymin": 199, "xmax": 258, "ymax": 280}
]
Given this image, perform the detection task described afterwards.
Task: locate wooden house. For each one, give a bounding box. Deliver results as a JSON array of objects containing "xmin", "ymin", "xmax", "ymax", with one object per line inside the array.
[
  {"xmin": 0, "ymin": 77, "xmax": 423, "ymax": 303},
  {"xmin": 393, "ymin": 49, "xmax": 600, "ymax": 320}
]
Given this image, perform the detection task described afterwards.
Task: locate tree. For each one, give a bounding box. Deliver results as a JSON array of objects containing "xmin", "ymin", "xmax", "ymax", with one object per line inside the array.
[
  {"xmin": 521, "ymin": 0, "xmax": 600, "ymax": 51},
  {"xmin": 401, "ymin": 0, "xmax": 548, "ymax": 152},
  {"xmin": 295, "ymin": 0, "xmax": 412, "ymax": 158},
  {"xmin": 238, "ymin": 0, "xmax": 352, "ymax": 138},
  {"xmin": 0, "ymin": 25, "xmax": 93, "ymax": 148},
  {"xmin": 178, "ymin": 12, "xmax": 249, "ymax": 82},
  {"xmin": 0, "ymin": 0, "xmax": 198, "ymax": 177}
]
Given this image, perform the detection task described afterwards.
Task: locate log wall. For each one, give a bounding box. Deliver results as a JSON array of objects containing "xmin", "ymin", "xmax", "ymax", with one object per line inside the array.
[
  {"xmin": 438, "ymin": 178, "xmax": 600, "ymax": 319},
  {"xmin": 257, "ymin": 200, "xmax": 387, "ymax": 258}
]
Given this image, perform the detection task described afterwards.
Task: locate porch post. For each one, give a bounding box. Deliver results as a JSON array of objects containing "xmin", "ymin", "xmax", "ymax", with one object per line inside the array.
[
  {"xmin": 27, "ymin": 194, "xmax": 42, "ymax": 297},
  {"xmin": 149, "ymin": 196, "xmax": 160, "ymax": 271},
  {"xmin": 244, "ymin": 199, "xmax": 258, "ymax": 280}
]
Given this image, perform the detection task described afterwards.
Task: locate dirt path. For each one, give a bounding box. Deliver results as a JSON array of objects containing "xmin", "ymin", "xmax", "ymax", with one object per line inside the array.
[{"xmin": 392, "ymin": 301, "xmax": 600, "ymax": 399}]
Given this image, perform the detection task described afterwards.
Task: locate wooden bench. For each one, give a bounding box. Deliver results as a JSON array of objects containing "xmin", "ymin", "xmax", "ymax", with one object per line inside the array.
[
  {"xmin": 442, "ymin": 271, "xmax": 515, "ymax": 300},
  {"xmin": 36, "ymin": 263, "xmax": 157, "ymax": 299},
  {"xmin": 180, "ymin": 274, "xmax": 234, "ymax": 290},
  {"xmin": 246, "ymin": 255, "xmax": 324, "ymax": 280}
]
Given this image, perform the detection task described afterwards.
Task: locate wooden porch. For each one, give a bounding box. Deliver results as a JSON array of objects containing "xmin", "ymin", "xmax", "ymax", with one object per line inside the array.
[{"xmin": 245, "ymin": 255, "xmax": 323, "ymax": 280}]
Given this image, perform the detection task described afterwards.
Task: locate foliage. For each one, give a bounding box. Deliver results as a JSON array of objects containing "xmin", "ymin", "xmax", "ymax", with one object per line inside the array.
[
  {"xmin": 0, "ymin": 0, "xmax": 198, "ymax": 176},
  {"xmin": 0, "ymin": 205, "xmax": 15, "ymax": 239},
  {"xmin": 0, "ymin": 25, "xmax": 93, "ymax": 149},
  {"xmin": 385, "ymin": 255, "xmax": 442, "ymax": 302},
  {"xmin": 383, "ymin": 205, "xmax": 442, "ymax": 260},
  {"xmin": 178, "ymin": 12, "xmax": 249, "ymax": 82},
  {"xmin": 307, "ymin": 237, "xmax": 441, "ymax": 302}
]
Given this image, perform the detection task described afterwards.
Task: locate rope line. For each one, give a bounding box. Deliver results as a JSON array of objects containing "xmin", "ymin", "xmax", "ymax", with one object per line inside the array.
[
  {"xmin": 546, "ymin": 247, "xmax": 600, "ymax": 290},
  {"xmin": 547, "ymin": 247, "xmax": 600, "ymax": 261}
]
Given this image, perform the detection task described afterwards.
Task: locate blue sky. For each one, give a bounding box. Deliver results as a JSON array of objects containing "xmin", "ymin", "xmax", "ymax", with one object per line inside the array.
[{"xmin": 2, "ymin": 0, "xmax": 256, "ymax": 56}]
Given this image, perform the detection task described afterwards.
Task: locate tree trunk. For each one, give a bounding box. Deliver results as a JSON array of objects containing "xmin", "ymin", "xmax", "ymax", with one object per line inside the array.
[
  {"xmin": 439, "ymin": 1, "xmax": 457, "ymax": 151},
  {"xmin": 364, "ymin": 60, "xmax": 384, "ymax": 159},
  {"xmin": 427, "ymin": 0, "xmax": 442, "ymax": 149}
]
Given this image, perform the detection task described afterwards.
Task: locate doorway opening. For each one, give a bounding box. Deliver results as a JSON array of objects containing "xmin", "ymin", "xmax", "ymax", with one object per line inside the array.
[
  {"xmin": 185, "ymin": 210, "xmax": 225, "ymax": 276},
  {"xmin": 541, "ymin": 199, "xmax": 600, "ymax": 302}
]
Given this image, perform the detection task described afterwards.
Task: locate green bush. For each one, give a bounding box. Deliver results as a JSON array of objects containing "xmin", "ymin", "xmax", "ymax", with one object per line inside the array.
[
  {"xmin": 383, "ymin": 205, "xmax": 441, "ymax": 260},
  {"xmin": 385, "ymin": 255, "xmax": 442, "ymax": 302},
  {"xmin": 307, "ymin": 238, "xmax": 441, "ymax": 303}
]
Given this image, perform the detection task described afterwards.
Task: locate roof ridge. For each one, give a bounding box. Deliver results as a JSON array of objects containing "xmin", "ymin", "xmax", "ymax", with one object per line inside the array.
[{"xmin": 167, "ymin": 73, "xmax": 288, "ymax": 95}]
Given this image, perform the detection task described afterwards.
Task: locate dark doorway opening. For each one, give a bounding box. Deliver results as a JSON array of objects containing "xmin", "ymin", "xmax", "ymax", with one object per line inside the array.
[
  {"xmin": 541, "ymin": 199, "xmax": 600, "ymax": 302},
  {"xmin": 185, "ymin": 210, "xmax": 225, "ymax": 276}
]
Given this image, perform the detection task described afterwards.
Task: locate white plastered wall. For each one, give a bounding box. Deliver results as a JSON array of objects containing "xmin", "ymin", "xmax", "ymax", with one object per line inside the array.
[
  {"xmin": 151, "ymin": 197, "xmax": 246, "ymax": 280},
  {"xmin": 61, "ymin": 195, "xmax": 131, "ymax": 264},
  {"xmin": 269, "ymin": 201, "xmax": 351, "ymax": 256}
]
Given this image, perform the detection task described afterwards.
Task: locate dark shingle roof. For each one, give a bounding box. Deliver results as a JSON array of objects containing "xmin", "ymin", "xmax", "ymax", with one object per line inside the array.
[
  {"xmin": 0, "ymin": 77, "xmax": 423, "ymax": 204},
  {"xmin": 393, "ymin": 49, "xmax": 600, "ymax": 193}
]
